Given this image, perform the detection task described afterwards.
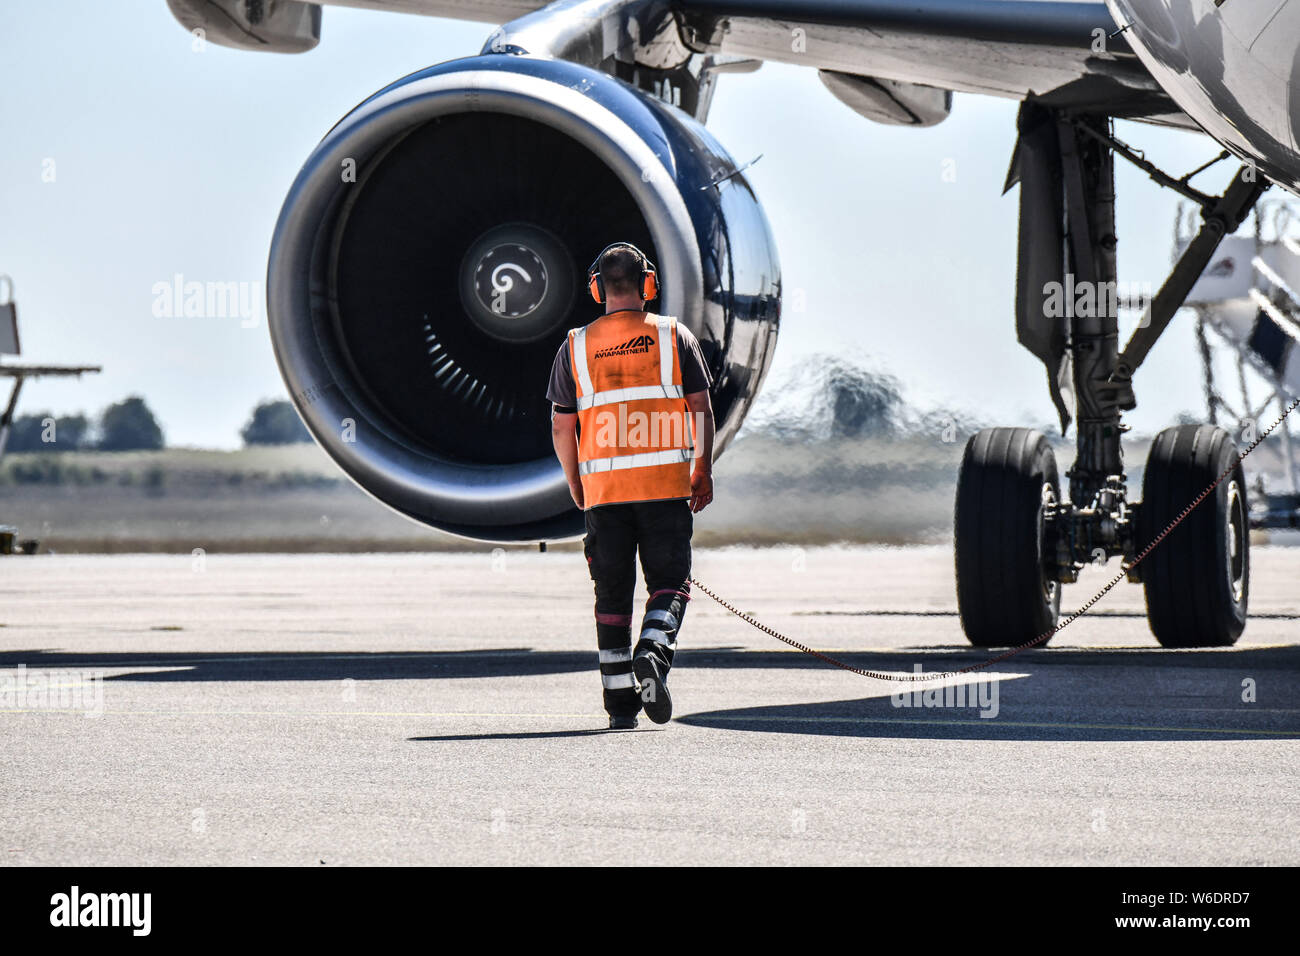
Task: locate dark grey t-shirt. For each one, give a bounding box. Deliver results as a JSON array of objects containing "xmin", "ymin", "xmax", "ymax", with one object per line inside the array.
[{"xmin": 547, "ymin": 317, "xmax": 712, "ymax": 412}]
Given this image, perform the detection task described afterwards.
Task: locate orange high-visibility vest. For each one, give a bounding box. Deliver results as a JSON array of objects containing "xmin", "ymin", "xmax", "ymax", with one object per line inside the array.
[{"xmin": 569, "ymin": 311, "xmax": 695, "ymax": 508}]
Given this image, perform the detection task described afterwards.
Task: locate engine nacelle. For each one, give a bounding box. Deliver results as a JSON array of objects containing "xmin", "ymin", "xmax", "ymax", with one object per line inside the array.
[{"xmin": 268, "ymin": 55, "xmax": 780, "ymax": 541}]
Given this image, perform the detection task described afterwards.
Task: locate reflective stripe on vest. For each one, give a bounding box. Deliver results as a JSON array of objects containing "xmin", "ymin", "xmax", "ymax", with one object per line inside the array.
[
  {"xmin": 578, "ymin": 448, "xmax": 694, "ymax": 476},
  {"xmin": 656, "ymin": 316, "xmax": 674, "ymax": 391},
  {"xmin": 575, "ymin": 383, "xmax": 684, "ymax": 411},
  {"xmin": 571, "ymin": 325, "xmax": 595, "ymax": 397},
  {"xmin": 569, "ymin": 313, "xmax": 694, "ymax": 508}
]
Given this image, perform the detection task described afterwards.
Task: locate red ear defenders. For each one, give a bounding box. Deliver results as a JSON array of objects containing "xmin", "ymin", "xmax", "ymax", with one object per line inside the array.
[{"xmin": 587, "ymin": 243, "xmax": 658, "ymax": 304}]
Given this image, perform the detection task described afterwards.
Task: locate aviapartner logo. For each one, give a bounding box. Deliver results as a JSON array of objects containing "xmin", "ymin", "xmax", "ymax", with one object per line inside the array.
[{"xmin": 594, "ymin": 334, "xmax": 655, "ymax": 359}]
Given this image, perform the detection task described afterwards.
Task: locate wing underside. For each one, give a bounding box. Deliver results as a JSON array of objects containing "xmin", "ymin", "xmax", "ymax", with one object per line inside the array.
[{"xmin": 168, "ymin": 0, "xmax": 1191, "ymax": 126}]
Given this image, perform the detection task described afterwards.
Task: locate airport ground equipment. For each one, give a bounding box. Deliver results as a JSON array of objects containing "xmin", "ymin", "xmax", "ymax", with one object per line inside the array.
[
  {"xmin": 0, "ymin": 275, "xmax": 101, "ymax": 554},
  {"xmin": 1178, "ymin": 198, "xmax": 1300, "ymax": 532}
]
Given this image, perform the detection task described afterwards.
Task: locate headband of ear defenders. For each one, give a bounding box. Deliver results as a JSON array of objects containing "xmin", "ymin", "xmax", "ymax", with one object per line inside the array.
[{"xmin": 587, "ymin": 243, "xmax": 658, "ymax": 304}]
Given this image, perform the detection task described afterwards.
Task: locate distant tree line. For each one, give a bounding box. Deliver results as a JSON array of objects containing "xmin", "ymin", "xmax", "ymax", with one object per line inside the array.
[
  {"xmin": 5, "ymin": 397, "xmax": 311, "ymax": 453},
  {"xmin": 5, "ymin": 396, "xmax": 164, "ymax": 452}
]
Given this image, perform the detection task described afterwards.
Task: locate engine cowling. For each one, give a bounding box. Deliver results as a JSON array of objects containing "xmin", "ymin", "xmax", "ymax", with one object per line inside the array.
[{"xmin": 268, "ymin": 54, "xmax": 781, "ymax": 541}]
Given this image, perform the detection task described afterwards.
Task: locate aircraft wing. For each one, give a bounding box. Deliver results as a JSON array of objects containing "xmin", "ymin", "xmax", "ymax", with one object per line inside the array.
[{"xmin": 168, "ymin": 0, "xmax": 1191, "ymax": 127}]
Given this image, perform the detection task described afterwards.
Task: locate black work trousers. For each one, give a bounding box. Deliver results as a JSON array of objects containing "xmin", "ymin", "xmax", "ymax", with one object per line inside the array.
[{"xmin": 583, "ymin": 498, "xmax": 693, "ymax": 717}]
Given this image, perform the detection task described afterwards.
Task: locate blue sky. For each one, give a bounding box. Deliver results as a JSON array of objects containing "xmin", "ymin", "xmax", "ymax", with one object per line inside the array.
[{"xmin": 0, "ymin": 0, "xmax": 1259, "ymax": 447}]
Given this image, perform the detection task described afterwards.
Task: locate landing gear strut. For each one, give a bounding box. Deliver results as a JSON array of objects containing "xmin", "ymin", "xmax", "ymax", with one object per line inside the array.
[{"xmin": 954, "ymin": 106, "xmax": 1269, "ymax": 649}]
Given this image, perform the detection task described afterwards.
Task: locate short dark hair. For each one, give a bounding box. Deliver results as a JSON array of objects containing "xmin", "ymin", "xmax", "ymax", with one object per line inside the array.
[{"xmin": 597, "ymin": 244, "xmax": 645, "ymax": 296}]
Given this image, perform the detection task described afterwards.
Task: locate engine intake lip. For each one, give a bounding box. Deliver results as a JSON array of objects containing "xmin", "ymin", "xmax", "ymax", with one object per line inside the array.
[{"xmin": 267, "ymin": 56, "xmax": 704, "ymax": 536}]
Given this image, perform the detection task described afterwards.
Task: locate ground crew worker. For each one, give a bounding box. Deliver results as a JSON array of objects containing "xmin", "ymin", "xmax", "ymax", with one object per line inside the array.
[{"xmin": 547, "ymin": 242, "xmax": 715, "ymax": 730}]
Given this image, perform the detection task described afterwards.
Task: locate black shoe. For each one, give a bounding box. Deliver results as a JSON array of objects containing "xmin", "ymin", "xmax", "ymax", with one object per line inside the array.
[
  {"xmin": 633, "ymin": 653, "xmax": 672, "ymax": 724},
  {"xmin": 607, "ymin": 714, "xmax": 639, "ymax": 730}
]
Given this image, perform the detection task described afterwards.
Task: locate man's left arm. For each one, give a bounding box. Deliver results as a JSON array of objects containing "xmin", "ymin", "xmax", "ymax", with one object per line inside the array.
[
  {"xmin": 685, "ymin": 389, "xmax": 714, "ymax": 513},
  {"xmin": 676, "ymin": 324, "xmax": 715, "ymax": 513}
]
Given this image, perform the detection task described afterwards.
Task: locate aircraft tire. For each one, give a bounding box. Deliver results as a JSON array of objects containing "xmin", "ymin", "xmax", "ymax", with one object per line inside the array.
[
  {"xmin": 1138, "ymin": 424, "xmax": 1247, "ymax": 648},
  {"xmin": 955, "ymin": 427, "xmax": 1061, "ymax": 648}
]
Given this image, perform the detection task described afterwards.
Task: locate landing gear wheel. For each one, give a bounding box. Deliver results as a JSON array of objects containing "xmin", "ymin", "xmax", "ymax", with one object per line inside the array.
[
  {"xmin": 955, "ymin": 427, "xmax": 1061, "ymax": 648},
  {"xmin": 1137, "ymin": 424, "xmax": 1247, "ymax": 648}
]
